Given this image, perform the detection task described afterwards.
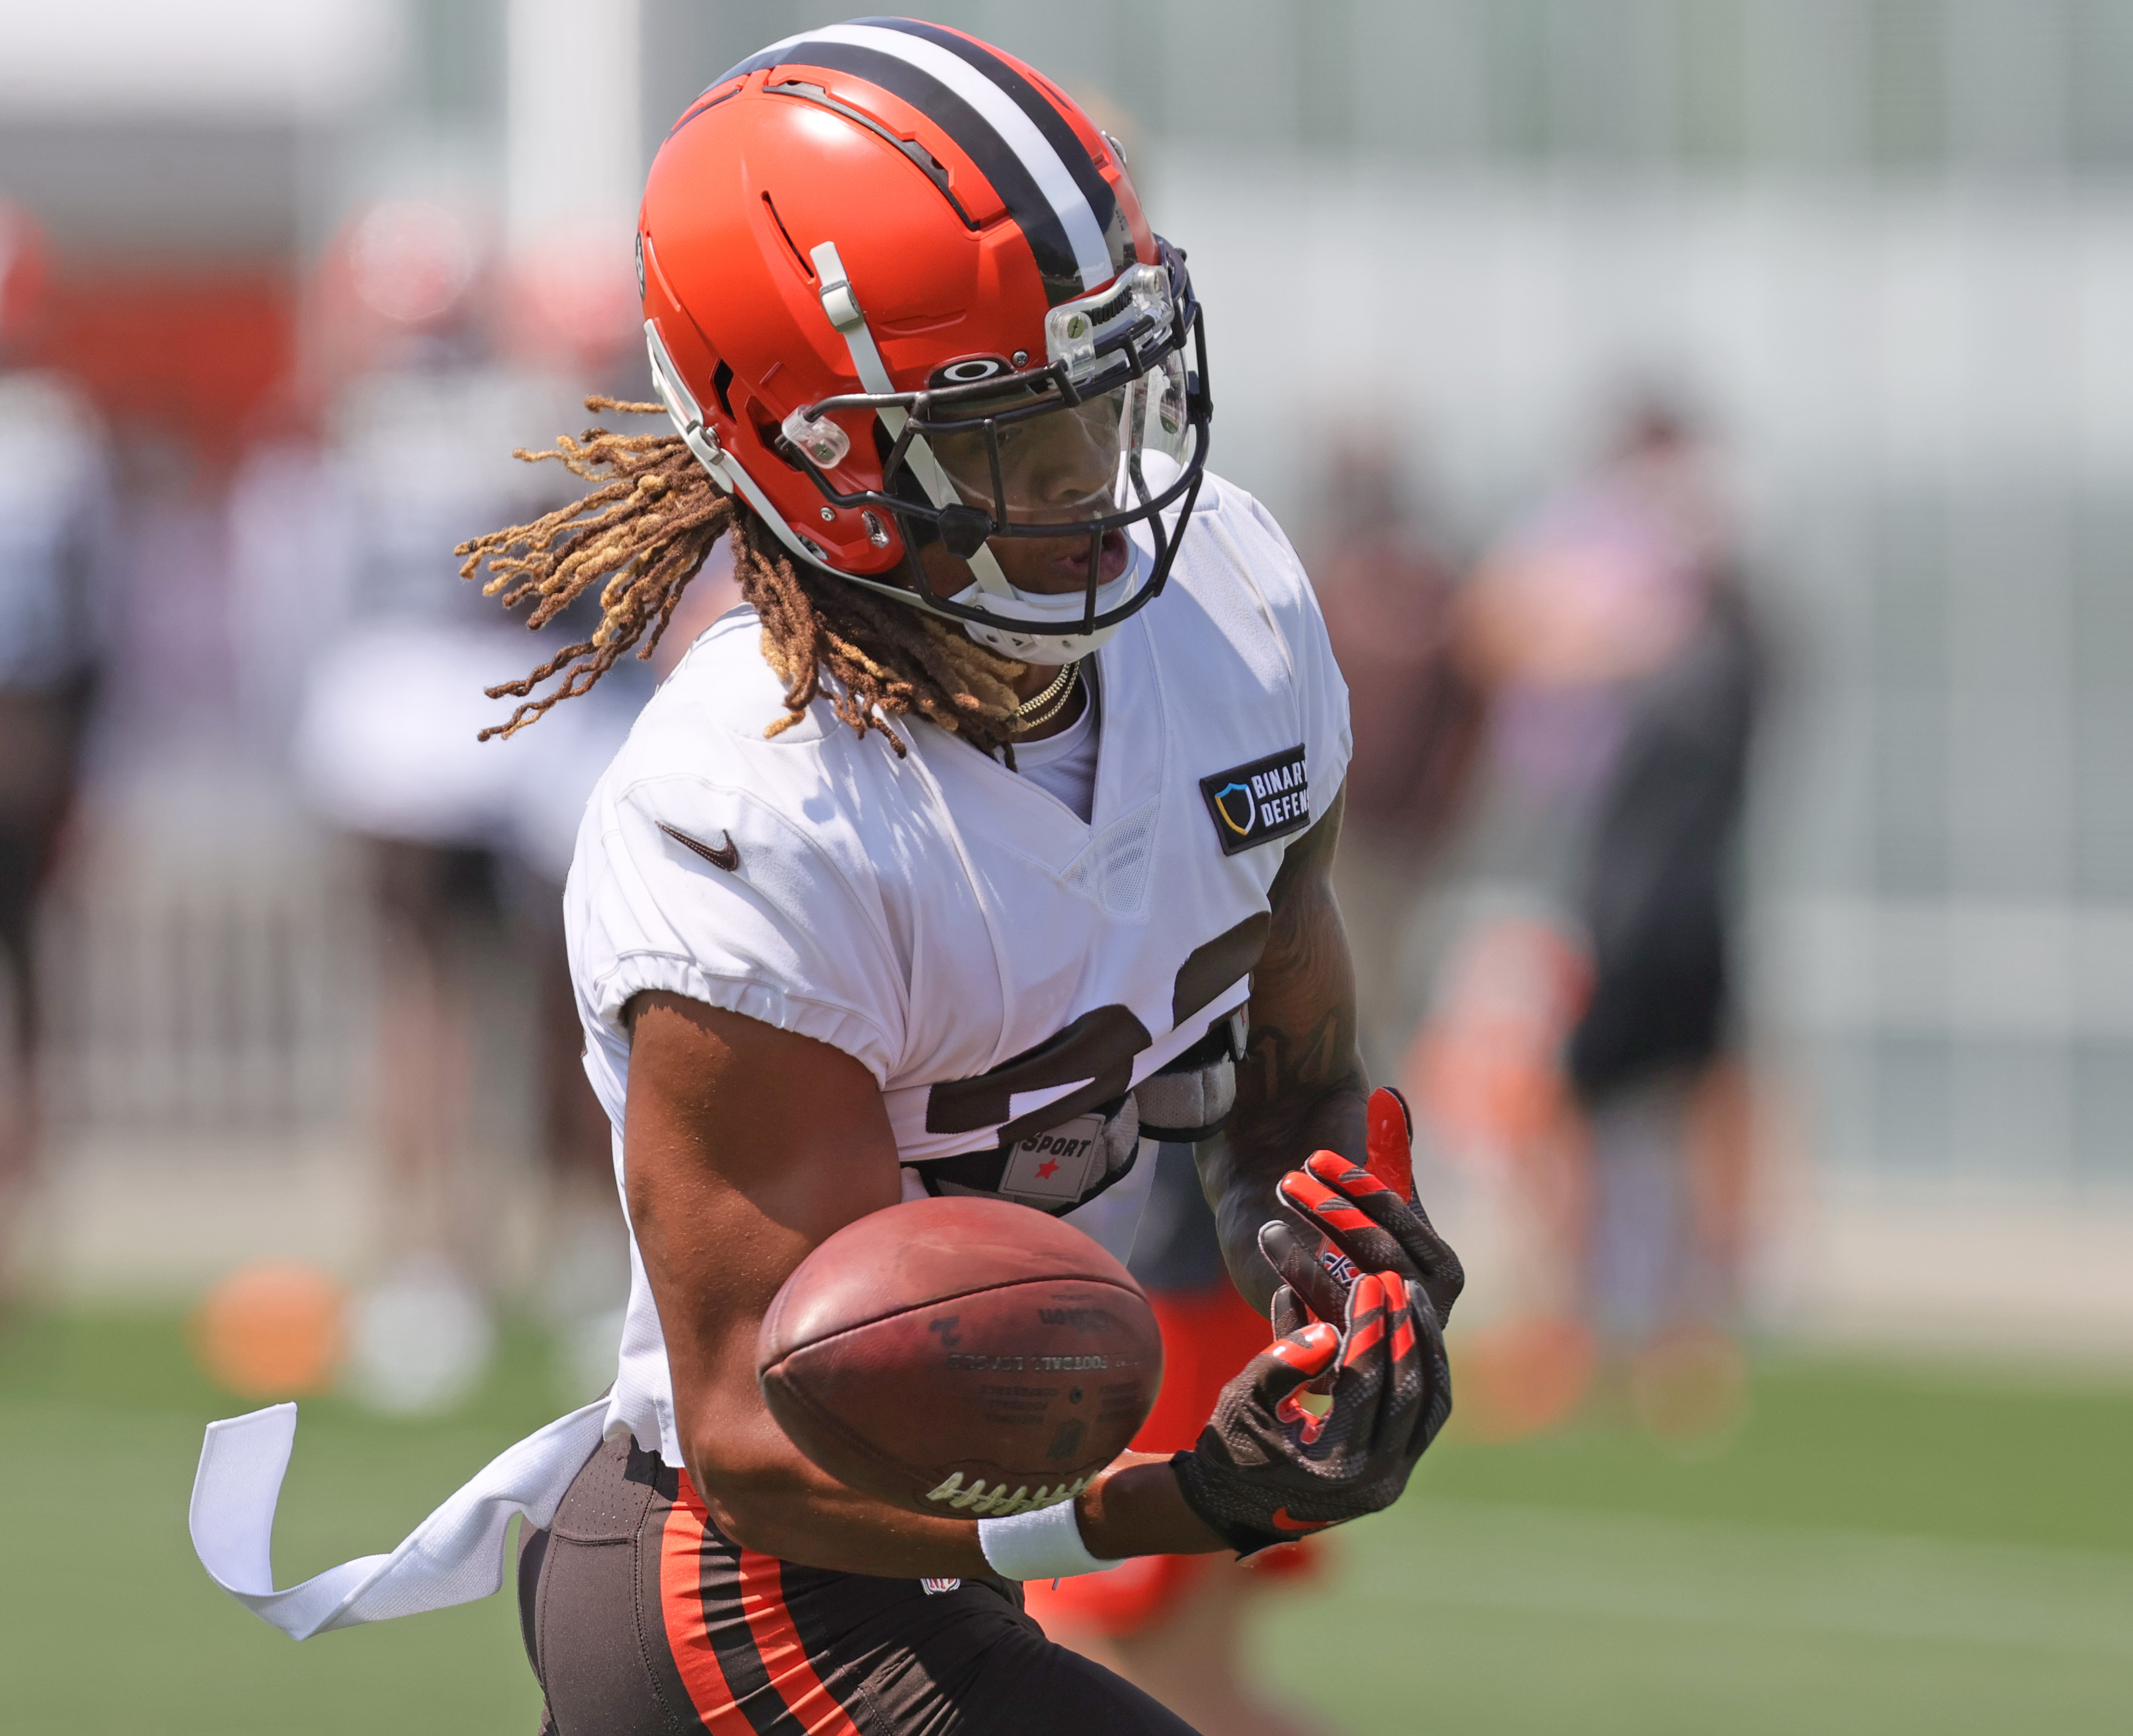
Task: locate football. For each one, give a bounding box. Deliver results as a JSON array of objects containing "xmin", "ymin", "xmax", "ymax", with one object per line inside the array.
[{"xmin": 758, "ymin": 1197, "xmax": 1165, "ymax": 1518}]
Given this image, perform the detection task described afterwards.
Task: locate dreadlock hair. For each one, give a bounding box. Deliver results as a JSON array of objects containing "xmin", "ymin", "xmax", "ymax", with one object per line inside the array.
[{"xmin": 456, "ymin": 397, "xmax": 1028, "ymax": 760}]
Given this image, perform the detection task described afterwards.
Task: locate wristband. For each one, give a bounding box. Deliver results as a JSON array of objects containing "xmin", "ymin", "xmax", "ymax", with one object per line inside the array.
[{"xmin": 976, "ymin": 1497, "xmax": 1121, "ymax": 1582}]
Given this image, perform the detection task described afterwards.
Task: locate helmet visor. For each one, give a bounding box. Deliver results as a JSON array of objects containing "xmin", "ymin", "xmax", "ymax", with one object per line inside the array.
[{"xmin": 923, "ymin": 350, "xmax": 1193, "ymax": 531}]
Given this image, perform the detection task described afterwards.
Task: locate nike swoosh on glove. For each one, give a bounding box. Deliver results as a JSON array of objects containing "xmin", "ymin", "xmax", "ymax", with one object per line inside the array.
[
  {"xmin": 1169, "ymin": 1267, "xmax": 1450, "ymax": 1557},
  {"xmin": 1257, "ymin": 1086, "xmax": 1467, "ymax": 1332}
]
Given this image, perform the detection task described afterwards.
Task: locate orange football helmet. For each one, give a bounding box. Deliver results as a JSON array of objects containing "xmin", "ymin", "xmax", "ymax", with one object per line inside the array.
[{"xmin": 637, "ymin": 18, "xmax": 1210, "ymax": 663}]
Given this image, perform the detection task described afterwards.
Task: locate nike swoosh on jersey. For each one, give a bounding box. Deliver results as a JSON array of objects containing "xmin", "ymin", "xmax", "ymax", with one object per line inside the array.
[{"xmin": 658, "ymin": 823, "xmax": 741, "ymax": 872}]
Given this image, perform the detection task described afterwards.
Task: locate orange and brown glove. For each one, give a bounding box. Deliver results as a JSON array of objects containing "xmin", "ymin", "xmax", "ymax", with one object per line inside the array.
[
  {"xmin": 1169, "ymin": 1263, "xmax": 1449, "ymax": 1556},
  {"xmin": 1257, "ymin": 1086, "xmax": 1466, "ymax": 1332}
]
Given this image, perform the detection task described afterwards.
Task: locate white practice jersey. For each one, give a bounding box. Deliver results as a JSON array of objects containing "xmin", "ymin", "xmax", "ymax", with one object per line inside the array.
[
  {"xmin": 570, "ymin": 471, "xmax": 1351, "ymax": 1466},
  {"xmin": 187, "ymin": 470, "xmax": 1350, "ymax": 1640}
]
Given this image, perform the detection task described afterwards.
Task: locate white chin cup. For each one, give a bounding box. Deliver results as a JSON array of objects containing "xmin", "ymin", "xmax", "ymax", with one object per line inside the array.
[{"xmin": 947, "ymin": 538, "xmax": 1146, "ymax": 666}]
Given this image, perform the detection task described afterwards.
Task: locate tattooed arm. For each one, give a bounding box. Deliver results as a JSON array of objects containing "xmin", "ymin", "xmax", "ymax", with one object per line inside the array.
[{"xmin": 1199, "ymin": 782, "xmax": 1369, "ymax": 1314}]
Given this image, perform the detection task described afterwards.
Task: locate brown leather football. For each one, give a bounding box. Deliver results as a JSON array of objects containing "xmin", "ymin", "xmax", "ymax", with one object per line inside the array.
[{"xmin": 757, "ymin": 1197, "xmax": 1164, "ymax": 1518}]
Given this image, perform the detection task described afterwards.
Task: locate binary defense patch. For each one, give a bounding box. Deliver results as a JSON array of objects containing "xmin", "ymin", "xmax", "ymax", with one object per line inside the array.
[{"xmin": 1200, "ymin": 745, "xmax": 1311, "ymax": 856}]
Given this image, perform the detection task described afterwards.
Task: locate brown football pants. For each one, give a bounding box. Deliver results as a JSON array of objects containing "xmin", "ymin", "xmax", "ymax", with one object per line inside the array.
[{"xmin": 518, "ymin": 1431, "xmax": 1199, "ymax": 1735}]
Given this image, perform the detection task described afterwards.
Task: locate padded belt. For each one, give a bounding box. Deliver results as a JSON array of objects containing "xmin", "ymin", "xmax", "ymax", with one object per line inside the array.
[
  {"xmin": 1131, "ymin": 1010, "xmax": 1244, "ymax": 1142},
  {"xmin": 914, "ymin": 1094, "xmax": 1141, "ymax": 1216}
]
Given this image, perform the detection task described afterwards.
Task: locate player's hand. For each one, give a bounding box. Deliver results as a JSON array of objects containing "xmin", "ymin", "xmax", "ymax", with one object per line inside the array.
[
  {"xmin": 1169, "ymin": 1264, "xmax": 1450, "ymax": 1556},
  {"xmin": 1257, "ymin": 1086, "xmax": 1465, "ymax": 1330}
]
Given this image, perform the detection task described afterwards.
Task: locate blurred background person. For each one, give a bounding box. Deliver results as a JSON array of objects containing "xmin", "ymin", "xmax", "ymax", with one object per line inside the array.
[
  {"xmin": 1422, "ymin": 396, "xmax": 1764, "ymax": 1441},
  {"xmin": 487, "ymin": 222, "xmax": 704, "ymax": 1398},
  {"xmin": 1311, "ymin": 444, "xmax": 1486, "ymax": 1083},
  {"xmin": 1560, "ymin": 403, "xmax": 1764, "ymax": 1438},
  {"xmin": 270, "ymin": 198, "xmax": 646, "ymax": 1411},
  {"xmin": 0, "ymin": 201, "xmax": 114, "ymax": 1295}
]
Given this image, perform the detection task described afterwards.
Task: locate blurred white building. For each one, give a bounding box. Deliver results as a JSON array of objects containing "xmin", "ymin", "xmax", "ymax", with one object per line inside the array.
[{"xmin": 9, "ymin": 0, "xmax": 2131, "ymax": 1353}]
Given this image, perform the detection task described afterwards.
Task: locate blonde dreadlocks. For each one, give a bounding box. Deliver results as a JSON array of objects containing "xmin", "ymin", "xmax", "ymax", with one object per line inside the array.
[{"xmin": 456, "ymin": 397, "xmax": 1028, "ymax": 759}]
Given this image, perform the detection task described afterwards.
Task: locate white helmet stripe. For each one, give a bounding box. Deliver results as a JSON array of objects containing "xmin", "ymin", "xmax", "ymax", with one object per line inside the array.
[{"xmin": 768, "ymin": 22, "xmax": 1113, "ymax": 294}]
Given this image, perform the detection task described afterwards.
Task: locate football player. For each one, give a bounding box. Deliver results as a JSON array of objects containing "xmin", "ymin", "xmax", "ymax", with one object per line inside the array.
[{"xmin": 190, "ymin": 21, "xmax": 1463, "ymax": 1732}]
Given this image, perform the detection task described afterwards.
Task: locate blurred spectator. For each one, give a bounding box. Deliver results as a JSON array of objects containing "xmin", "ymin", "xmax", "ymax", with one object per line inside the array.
[
  {"xmin": 1563, "ymin": 405, "xmax": 1762, "ymax": 1435},
  {"xmin": 0, "ymin": 202, "xmax": 116, "ymax": 1291},
  {"xmin": 239, "ymin": 200, "xmax": 649, "ymax": 1407},
  {"xmin": 1310, "ymin": 448, "xmax": 1484, "ymax": 1080},
  {"xmin": 1419, "ymin": 397, "xmax": 1764, "ymax": 1441}
]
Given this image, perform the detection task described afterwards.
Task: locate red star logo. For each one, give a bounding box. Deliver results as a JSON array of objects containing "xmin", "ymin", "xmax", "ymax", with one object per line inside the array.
[{"xmin": 1034, "ymin": 1160, "xmax": 1061, "ymax": 1180}]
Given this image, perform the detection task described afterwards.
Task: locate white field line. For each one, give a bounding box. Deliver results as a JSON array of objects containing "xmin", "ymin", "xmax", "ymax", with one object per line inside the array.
[{"xmin": 1376, "ymin": 1501, "xmax": 2133, "ymax": 1660}]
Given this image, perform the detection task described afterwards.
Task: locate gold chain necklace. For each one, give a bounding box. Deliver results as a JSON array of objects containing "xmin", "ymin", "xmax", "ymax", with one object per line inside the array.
[{"xmin": 1009, "ymin": 659, "xmax": 1082, "ymax": 733}]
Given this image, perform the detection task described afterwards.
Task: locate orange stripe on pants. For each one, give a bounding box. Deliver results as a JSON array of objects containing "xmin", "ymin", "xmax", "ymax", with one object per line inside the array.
[
  {"xmin": 658, "ymin": 1489, "xmax": 760, "ymax": 1736},
  {"xmin": 737, "ymin": 1549, "xmax": 866, "ymax": 1736}
]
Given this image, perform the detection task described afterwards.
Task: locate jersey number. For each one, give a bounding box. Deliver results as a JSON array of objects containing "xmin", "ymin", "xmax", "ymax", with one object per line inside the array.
[{"xmin": 923, "ymin": 913, "xmax": 1269, "ymax": 1143}]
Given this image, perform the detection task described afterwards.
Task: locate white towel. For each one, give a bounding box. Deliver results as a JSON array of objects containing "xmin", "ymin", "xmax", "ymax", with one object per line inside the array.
[{"xmin": 189, "ymin": 1398, "xmax": 609, "ymax": 1640}]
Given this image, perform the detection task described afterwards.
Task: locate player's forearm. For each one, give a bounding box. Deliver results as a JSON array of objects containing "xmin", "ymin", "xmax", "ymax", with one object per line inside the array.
[
  {"xmin": 693, "ymin": 1445, "xmax": 1222, "ymax": 1575},
  {"xmin": 1206, "ymin": 785, "xmax": 1370, "ymax": 1314},
  {"xmin": 676, "ymin": 1395, "xmax": 985, "ymax": 1575},
  {"xmin": 701, "ymin": 1474, "xmax": 995, "ymax": 1577},
  {"xmin": 1075, "ymin": 1452, "xmax": 1227, "ymax": 1557},
  {"xmin": 1209, "ymin": 1078, "xmax": 1367, "ymax": 1314}
]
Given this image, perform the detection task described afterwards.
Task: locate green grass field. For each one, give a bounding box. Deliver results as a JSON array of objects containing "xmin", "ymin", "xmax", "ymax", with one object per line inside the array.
[{"xmin": 0, "ymin": 1313, "xmax": 2125, "ymax": 1734}]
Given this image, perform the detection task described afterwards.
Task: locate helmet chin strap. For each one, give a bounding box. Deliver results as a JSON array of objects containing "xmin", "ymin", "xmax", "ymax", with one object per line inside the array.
[{"xmin": 942, "ymin": 535, "xmax": 1145, "ymax": 664}]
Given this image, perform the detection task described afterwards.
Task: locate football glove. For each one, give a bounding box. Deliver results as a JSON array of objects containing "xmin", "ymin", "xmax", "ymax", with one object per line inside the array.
[
  {"xmin": 1257, "ymin": 1086, "xmax": 1466, "ymax": 1331},
  {"xmin": 1171, "ymin": 1265, "xmax": 1449, "ymax": 1556}
]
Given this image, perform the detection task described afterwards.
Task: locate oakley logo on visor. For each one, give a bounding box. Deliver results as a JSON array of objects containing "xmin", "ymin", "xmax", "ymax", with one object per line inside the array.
[{"xmin": 1201, "ymin": 745, "xmax": 1310, "ymax": 856}]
